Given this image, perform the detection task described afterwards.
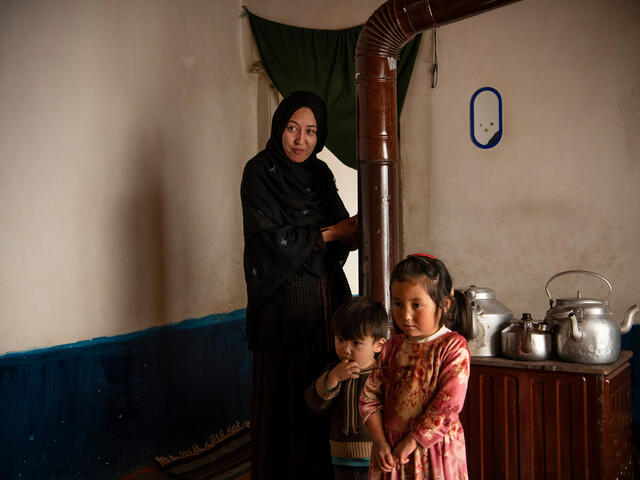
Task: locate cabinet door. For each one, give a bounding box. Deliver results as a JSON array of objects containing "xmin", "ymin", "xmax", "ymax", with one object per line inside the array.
[
  {"xmin": 598, "ymin": 363, "xmax": 633, "ymax": 479},
  {"xmin": 461, "ymin": 366, "xmax": 600, "ymax": 480},
  {"xmin": 460, "ymin": 368, "xmax": 522, "ymax": 479}
]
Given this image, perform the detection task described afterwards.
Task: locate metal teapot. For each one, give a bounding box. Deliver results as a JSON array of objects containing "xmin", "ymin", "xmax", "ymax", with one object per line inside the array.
[
  {"xmin": 501, "ymin": 313, "xmax": 552, "ymax": 361},
  {"xmin": 456, "ymin": 285, "xmax": 513, "ymax": 356},
  {"xmin": 544, "ymin": 270, "xmax": 640, "ymax": 364}
]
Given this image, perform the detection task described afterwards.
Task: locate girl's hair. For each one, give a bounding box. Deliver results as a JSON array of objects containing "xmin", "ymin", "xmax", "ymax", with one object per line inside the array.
[
  {"xmin": 390, "ymin": 254, "xmax": 472, "ymax": 337},
  {"xmin": 331, "ymin": 296, "xmax": 388, "ymax": 341}
]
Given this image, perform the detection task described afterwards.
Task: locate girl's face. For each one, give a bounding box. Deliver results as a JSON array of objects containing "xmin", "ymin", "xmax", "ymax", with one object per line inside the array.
[
  {"xmin": 391, "ymin": 280, "xmax": 449, "ymax": 339},
  {"xmin": 281, "ymin": 107, "xmax": 318, "ymax": 163}
]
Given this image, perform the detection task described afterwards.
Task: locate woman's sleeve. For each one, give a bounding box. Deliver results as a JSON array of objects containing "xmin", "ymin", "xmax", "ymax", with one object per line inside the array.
[
  {"xmin": 410, "ymin": 336, "xmax": 471, "ymax": 449},
  {"xmin": 359, "ymin": 350, "xmax": 386, "ymax": 425}
]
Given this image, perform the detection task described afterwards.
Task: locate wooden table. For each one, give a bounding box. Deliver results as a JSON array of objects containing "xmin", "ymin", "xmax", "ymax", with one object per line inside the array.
[{"xmin": 460, "ymin": 351, "xmax": 633, "ymax": 479}]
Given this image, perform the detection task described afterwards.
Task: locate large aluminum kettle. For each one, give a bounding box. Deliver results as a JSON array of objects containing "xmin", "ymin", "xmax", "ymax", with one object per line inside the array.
[
  {"xmin": 456, "ymin": 285, "xmax": 513, "ymax": 356},
  {"xmin": 544, "ymin": 270, "xmax": 640, "ymax": 364}
]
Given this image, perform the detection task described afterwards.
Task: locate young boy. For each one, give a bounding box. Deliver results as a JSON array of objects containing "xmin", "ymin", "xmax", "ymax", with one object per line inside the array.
[{"xmin": 305, "ymin": 296, "xmax": 388, "ymax": 480}]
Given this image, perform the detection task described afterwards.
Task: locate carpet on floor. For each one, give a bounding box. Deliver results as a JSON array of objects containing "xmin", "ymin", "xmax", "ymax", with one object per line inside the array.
[{"xmin": 155, "ymin": 420, "xmax": 250, "ymax": 480}]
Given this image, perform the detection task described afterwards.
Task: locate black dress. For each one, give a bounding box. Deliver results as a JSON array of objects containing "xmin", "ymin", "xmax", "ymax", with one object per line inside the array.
[{"xmin": 241, "ymin": 91, "xmax": 353, "ymax": 480}]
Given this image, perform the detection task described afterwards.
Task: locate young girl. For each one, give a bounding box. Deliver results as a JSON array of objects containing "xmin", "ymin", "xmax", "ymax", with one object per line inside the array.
[{"xmin": 359, "ymin": 254, "xmax": 471, "ymax": 479}]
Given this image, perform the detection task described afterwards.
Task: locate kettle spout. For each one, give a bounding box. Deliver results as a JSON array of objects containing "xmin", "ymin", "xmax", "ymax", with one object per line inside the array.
[
  {"xmin": 568, "ymin": 311, "xmax": 583, "ymax": 341},
  {"xmin": 621, "ymin": 305, "xmax": 640, "ymax": 335}
]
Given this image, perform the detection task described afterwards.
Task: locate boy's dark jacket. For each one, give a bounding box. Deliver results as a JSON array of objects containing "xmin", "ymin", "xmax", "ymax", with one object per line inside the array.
[{"xmin": 305, "ymin": 362, "xmax": 373, "ymax": 460}]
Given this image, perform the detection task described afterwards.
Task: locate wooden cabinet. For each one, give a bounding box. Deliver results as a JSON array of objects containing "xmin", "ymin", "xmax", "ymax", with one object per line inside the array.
[{"xmin": 460, "ymin": 351, "xmax": 633, "ymax": 480}]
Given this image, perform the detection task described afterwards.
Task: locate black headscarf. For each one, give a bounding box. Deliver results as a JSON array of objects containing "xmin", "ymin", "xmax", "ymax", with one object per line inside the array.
[{"xmin": 241, "ymin": 91, "xmax": 350, "ymax": 311}]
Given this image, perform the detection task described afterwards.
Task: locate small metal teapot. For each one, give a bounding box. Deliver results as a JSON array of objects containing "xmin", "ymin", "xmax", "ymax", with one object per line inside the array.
[
  {"xmin": 544, "ymin": 270, "xmax": 640, "ymax": 364},
  {"xmin": 501, "ymin": 313, "xmax": 552, "ymax": 361}
]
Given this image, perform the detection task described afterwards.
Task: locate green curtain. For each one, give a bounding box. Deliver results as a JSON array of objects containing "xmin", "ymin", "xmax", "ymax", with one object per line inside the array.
[{"xmin": 246, "ymin": 9, "xmax": 422, "ymax": 169}]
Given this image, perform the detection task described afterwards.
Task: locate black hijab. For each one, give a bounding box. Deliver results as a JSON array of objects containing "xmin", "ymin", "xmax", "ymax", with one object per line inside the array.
[{"xmin": 241, "ymin": 91, "xmax": 349, "ymax": 311}]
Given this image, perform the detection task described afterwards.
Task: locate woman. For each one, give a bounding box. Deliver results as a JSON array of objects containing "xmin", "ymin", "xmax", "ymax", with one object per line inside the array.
[{"xmin": 241, "ymin": 91, "xmax": 357, "ymax": 479}]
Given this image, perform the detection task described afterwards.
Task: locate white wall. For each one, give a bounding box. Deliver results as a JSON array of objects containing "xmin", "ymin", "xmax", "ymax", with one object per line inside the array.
[
  {"xmin": 2, "ymin": 0, "xmax": 639, "ymax": 354},
  {"xmin": 0, "ymin": 0, "xmax": 257, "ymax": 353},
  {"xmin": 400, "ymin": 0, "xmax": 640, "ymax": 321},
  {"xmin": 319, "ymin": 150, "xmax": 359, "ymax": 292}
]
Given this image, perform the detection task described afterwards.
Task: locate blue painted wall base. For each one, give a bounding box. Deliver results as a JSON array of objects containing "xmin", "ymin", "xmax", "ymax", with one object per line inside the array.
[{"xmin": 0, "ymin": 310, "xmax": 252, "ymax": 480}]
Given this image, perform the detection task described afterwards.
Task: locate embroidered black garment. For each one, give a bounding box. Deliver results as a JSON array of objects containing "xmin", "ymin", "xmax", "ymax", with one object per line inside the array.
[{"xmin": 241, "ymin": 91, "xmax": 350, "ymax": 327}]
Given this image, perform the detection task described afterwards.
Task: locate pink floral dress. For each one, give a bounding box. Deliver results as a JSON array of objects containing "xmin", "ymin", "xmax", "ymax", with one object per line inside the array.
[{"xmin": 359, "ymin": 328, "xmax": 470, "ymax": 480}]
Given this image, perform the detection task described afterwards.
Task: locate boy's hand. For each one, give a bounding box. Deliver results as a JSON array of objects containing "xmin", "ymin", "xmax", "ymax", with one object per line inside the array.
[
  {"xmin": 325, "ymin": 359, "xmax": 360, "ymax": 390},
  {"xmin": 392, "ymin": 435, "xmax": 418, "ymax": 465},
  {"xmin": 371, "ymin": 439, "xmax": 395, "ymax": 472}
]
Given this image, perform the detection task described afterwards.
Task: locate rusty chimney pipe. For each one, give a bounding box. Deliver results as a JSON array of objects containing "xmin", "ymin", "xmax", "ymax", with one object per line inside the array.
[{"xmin": 356, "ymin": 0, "xmax": 518, "ymax": 315}]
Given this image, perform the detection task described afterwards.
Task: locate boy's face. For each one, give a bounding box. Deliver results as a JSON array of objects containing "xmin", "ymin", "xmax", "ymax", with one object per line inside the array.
[{"xmin": 334, "ymin": 334, "xmax": 385, "ymax": 370}]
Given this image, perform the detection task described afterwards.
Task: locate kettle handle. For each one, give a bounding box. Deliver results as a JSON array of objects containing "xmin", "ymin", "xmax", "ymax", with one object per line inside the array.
[
  {"xmin": 521, "ymin": 321, "xmax": 533, "ymax": 353},
  {"xmin": 545, "ymin": 270, "xmax": 613, "ymax": 304}
]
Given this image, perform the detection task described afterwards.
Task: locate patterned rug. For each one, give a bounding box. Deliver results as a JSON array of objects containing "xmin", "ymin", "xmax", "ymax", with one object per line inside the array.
[{"xmin": 155, "ymin": 421, "xmax": 250, "ymax": 480}]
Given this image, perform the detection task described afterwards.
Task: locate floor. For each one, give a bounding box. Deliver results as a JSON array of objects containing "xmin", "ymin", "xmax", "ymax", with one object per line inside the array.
[
  {"xmin": 120, "ymin": 462, "xmax": 171, "ymax": 480},
  {"xmin": 121, "ymin": 425, "xmax": 640, "ymax": 480},
  {"xmin": 121, "ymin": 461, "xmax": 252, "ymax": 480}
]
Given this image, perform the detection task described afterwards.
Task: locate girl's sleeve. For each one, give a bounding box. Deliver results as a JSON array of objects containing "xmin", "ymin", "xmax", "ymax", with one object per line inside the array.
[
  {"xmin": 359, "ymin": 349, "xmax": 387, "ymax": 425},
  {"xmin": 410, "ymin": 335, "xmax": 471, "ymax": 449}
]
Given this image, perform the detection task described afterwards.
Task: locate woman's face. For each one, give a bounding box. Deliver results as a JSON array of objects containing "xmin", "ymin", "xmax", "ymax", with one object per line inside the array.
[{"xmin": 281, "ymin": 107, "xmax": 318, "ymax": 163}]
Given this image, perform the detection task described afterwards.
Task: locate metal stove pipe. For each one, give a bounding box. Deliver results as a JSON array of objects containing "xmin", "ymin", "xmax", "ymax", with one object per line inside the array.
[{"xmin": 356, "ymin": 0, "xmax": 518, "ymax": 314}]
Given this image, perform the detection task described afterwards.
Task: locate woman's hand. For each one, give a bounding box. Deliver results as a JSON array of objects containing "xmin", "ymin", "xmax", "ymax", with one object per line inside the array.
[
  {"xmin": 392, "ymin": 434, "xmax": 418, "ymax": 466},
  {"xmin": 371, "ymin": 439, "xmax": 396, "ymax": 473},
  {"xmin": 322, "ymin": 214, "xmax": 358, "ymax": 250}
]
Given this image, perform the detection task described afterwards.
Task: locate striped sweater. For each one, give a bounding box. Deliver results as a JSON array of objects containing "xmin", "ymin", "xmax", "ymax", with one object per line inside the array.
[{"xmin": 305, "ymin": 362, "xmax": 373, "ymax": 461}]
